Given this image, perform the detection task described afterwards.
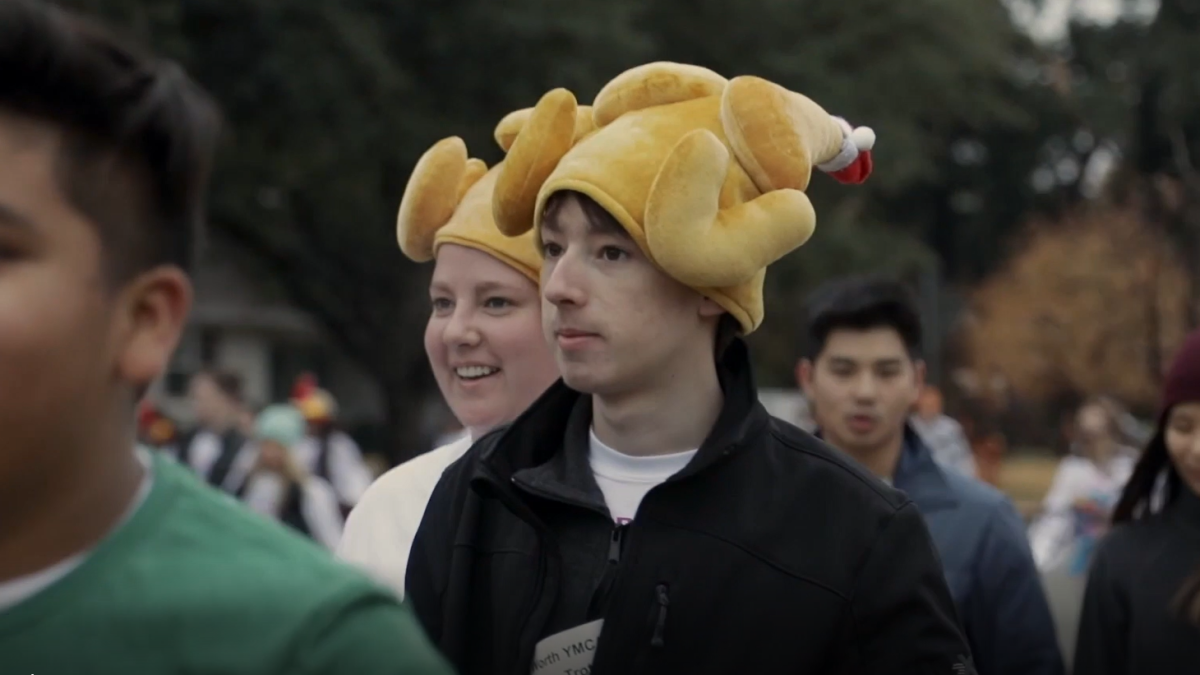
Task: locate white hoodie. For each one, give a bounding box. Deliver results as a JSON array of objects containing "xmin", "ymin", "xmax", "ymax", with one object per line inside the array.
[{"xmin": 336, "ymin": 435, "xmax": 473, "ymax": 598}]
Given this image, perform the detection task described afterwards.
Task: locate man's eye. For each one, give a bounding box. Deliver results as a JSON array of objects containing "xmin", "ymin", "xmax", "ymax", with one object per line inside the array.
[{"xmin": 600, "ymin": 246, "xmax": 627, "ymax": 262}]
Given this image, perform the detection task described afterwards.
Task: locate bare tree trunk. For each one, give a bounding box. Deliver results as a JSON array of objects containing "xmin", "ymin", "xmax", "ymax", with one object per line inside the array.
[
  {"xmin": 1168, "ymin": 126, "xmax": 1200, "ymax": 329},
  {"xmin": 1145, "ymin": 233, "xmax": 1165, "ymax": 388}
]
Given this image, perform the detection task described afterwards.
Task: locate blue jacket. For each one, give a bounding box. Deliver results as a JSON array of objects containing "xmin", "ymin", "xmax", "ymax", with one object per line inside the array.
[{"xmin": 894, "ymin": 428, "xmax": 1064, "ymax": 675}]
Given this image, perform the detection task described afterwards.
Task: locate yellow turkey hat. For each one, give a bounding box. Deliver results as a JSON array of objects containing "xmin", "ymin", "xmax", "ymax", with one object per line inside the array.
[
  {"xmin": 397, "ymin": 105, "xmax": 598, "ymax": 282},
  {"xmin": 492, "ymin": 62, "xmax": 875, "ymax": 333}
]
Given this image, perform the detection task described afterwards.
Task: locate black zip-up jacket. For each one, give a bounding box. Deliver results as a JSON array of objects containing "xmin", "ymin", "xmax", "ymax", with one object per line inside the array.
[{"xmin": 407, "ymin": 340, "xmax": 974, "ymax": 674}]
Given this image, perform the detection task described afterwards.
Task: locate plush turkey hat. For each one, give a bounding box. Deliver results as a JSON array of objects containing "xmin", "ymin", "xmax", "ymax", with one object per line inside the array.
[
  {"xmin": 396, "ymin": 106, "xmax": 598, "ymax": 282},
  {"xmin": 492, "ymin": 62, "xmax": 874, "ymax": 333}
]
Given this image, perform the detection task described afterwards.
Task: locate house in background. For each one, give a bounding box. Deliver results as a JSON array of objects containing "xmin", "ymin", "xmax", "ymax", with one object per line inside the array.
[{"xmin": 148, "ymin": 232, "xmax": 386, "ymax": 435}]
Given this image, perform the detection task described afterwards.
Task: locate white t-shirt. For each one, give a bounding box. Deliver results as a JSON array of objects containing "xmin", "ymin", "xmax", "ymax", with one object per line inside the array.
[
  {"xmin": 587, "ymin": 428, "xmax": 697, "ymax": 524},
  {"xmin": 337, "ymin": 435, "xmax": 473, "ymax": 598},
  {"xmin": 0, "ymin": 448, "xmax": 154, "ymax": 611}
]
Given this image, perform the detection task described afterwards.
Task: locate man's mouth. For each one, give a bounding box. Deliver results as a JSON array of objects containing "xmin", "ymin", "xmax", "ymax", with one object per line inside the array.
[
  {"xmin": 847, "ymin": 414, "xmax": 877, "ymax": 433},
  {"xmin": 455, "ymin": 366, "xmax": 499, "ymax": 380},
  {"xmin": 557, "ymin": 329, "xmax": 597, "ymax": 338},
  {"xmin": 555, "ymin": 329, "xmax": 600, "ymax": 349}
]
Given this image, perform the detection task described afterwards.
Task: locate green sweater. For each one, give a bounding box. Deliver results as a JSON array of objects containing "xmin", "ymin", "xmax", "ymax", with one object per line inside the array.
[{"xmin": 0, "ymin": 452, "xmax": 452, "ymax": 675}]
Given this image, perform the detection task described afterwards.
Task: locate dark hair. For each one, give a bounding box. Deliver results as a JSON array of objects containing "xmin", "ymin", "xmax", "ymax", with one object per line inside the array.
[
  {"xmin": 542, "ymin": 190, "xmax": 630, "ymax": 240},
  {"xmin": 1112, "ymin": 424, "xmax": 1181, "ymax": 524},
  {"xmin": 194, "ymin": 368, "xmax": 243, "ymax": 404},
  {"xmin": 801, "ymin": 275, "xmax": 923, "ymax": 360},
  {"xmin": 0, "ymin": 0, "xmax": 221, "ymax": 282},
  {"xmin": 714, "ymin": 313, "xmax": 741, "ymax": 359}
]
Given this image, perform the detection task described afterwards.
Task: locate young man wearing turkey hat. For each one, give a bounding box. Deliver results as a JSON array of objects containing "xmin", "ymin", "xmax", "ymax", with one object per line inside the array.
[{"xmin": 406, "ymin": 63, "xmax": 974, "ymax": 675}]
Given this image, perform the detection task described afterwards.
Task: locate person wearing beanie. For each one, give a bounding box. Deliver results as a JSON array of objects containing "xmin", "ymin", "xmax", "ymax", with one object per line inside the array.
[
  {"xmin": 337, "ymin": 111, "xmax": 576, "ymax": 597},
  {"xmin": 235, "ymin": 404, "xmax": 346, "ymax": 551},
  {"xmin": 287, "ymin": 375, "xmax": 375, "ymax": 514},
  {"xmin": 406, "ymin": 62, "xmax": 973, "ymax": 675},
  {"xmin": 1073, "ymin": 329, "xmax": 1200, "ymax": 674}
]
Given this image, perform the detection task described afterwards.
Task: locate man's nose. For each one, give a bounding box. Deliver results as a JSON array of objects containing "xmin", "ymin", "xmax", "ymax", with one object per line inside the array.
[
  {"xmin": 852, "ymin": 373, "xmax": 880, "ymax": 400},
  {"xmin": 542, "ymin": 254, "xmax": 586, "ymax": 307}
]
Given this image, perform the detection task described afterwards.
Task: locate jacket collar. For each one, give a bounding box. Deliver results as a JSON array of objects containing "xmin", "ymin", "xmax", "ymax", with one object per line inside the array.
[
  {"xmin": 811, "ymin": 425, "xmax": 960, "ymax": 513},
  {"xmin": 893, "ymin": 426, "xmax": 960, "ymax": 512},
  {"xmin": 471, "ymin": 338, "xmax": 770, "ymax": 491},
  {"xmin": 509, "ymin": 395, "xmax": 608, "ymax": 512}
]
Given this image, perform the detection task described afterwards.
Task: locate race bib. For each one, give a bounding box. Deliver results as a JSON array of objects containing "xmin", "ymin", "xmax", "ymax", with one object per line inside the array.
[{"xmin": 530, "ymin": 619, "xmax": 603, "ymax": 674}]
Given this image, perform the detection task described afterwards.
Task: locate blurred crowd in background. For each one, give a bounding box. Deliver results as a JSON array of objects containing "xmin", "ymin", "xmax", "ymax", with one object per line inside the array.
[{"xmin": 82, "ymin": 0, "xmax": 1200, "ymax": 669}]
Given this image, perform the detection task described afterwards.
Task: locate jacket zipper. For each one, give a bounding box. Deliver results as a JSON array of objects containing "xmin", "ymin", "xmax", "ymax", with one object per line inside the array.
[
  {"xmin": 650, "ymin": 583, "xmax": 669, "ymax": 647},
  {"xmin": 583, "ymin": 522, "xmax": 629, "ymax": 620},
  {"xmin": 609, "ymin": 523, "xmax": 626, "ymax": 562}
]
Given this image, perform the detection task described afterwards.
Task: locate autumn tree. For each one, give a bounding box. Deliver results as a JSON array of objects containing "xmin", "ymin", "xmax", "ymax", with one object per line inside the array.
[{"xmin": 963, "ymin": 203, "xmax": 1191, "ymax": 410}]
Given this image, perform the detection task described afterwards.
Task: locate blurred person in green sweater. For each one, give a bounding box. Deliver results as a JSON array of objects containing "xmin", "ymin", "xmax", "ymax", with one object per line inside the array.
[{"xmin": 0, "ymin": 2, "xmax": 451, "ymax": 673}]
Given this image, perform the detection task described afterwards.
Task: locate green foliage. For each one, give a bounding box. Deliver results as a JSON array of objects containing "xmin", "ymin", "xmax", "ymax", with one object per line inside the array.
[{"xmin": 1062, "ymin": 1, "xmax": 1200, "ymax": 324}]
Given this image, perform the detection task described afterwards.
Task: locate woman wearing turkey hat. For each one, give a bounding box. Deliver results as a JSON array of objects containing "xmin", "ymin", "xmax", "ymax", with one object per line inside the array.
[{"xmin": 337, "ymin": 106, "xmax": 596, "ymax": 597}]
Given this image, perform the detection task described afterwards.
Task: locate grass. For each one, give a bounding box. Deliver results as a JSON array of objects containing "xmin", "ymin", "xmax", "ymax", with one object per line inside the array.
[{"xmin": 997, "ymin": 454, "xmax": 1061, "ymax": 519}]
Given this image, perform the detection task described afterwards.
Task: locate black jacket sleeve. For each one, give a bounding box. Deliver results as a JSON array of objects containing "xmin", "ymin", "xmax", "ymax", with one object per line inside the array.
[
  {"xmin": 1072, "ymin": 539, "xmax": 1128, "ymax": 675},
  {"xmin": 837, "ymin": 501, "xmax": 977, "ymax": 674}
]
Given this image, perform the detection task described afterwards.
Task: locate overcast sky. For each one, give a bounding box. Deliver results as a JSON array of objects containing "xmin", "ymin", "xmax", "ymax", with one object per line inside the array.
[{"xmin": 1007, "ymin": 0, "xmax": 1159, "ymax": 42}]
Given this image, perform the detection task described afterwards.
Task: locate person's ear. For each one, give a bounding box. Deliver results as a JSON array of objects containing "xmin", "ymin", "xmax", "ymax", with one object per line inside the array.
[
  {"xmin": 698, "ymin": 295, "xmax": 724, "ymax": 319},
  {"xmin": 797, "ymin": 359, "xmax": 815, "ymax": 397},
  {"xmin": 111, "ymin": 267, "xmax": 193, "ymax": 388}
]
